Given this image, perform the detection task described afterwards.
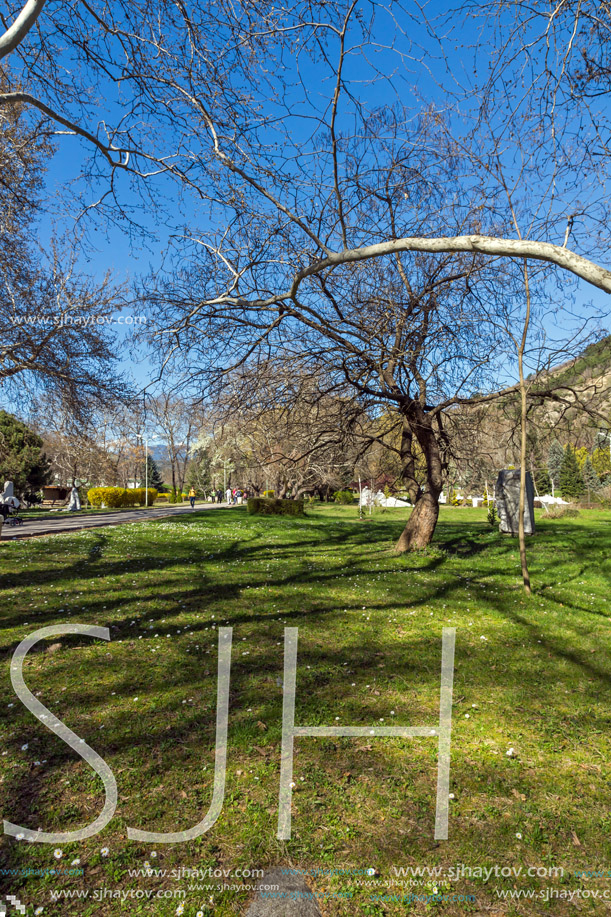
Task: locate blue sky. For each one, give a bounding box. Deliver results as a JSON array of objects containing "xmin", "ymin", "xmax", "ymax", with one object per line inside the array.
[{"xmin": 4, "ymin": 0, "xmax": 609, "ymax": 415}]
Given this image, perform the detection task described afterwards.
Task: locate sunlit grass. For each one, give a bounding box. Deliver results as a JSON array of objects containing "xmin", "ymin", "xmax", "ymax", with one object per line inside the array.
[{"xmin": 0, "ymin": 504, "xmax": 609, "ymax": 915}]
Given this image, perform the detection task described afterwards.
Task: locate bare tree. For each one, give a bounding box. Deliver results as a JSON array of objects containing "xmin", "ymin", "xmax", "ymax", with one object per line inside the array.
[
  {"xmin": 2, "ymin": 0, "xmax": 611, "ymax": 553},
  {"xmin": 209, "ymin": 360, "xmax": 366, "ymax": 498},
  {"xmin": 148, "ymin": 392, "xmax": 202, "ymax": 494},
  {"xmin": 2, "ymin": 1, "xmax": 611, "ymax": 287},
  {"xmin": 0, "ymin": 92, "xmax": 129, "ymax": 415}
]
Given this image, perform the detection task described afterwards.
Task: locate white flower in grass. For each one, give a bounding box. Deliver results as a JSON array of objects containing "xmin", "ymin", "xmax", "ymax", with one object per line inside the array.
[
  {"xmin": 176, "ymin": 905, "xmax": 185, "ymax": 916},
  {"xmin": 100, "ymin": 847, "xmax": 109, "ymax": 856},
  {"xmin": 35, "ymin": 909, "xmax": 44, "ymax": 916},
  {"xmin": 506, "ymin": 747, "xmax": 517, "ymax": 758},
  {"xmin": 150, "ymin": 851, "xmax": 157, "ymax": 858},
  {"xmin": 197, "ymin": 911, "xmax": 204, "ymax": 917},
  {"xmin": 54, "ymin": 848, "xmax": 63, "ymax": 859},
  {"xmin": 16, "ymin": 832, "xmax": 24, "ymax": 840},
  {"xmin": 21, "ymin": 743, "xmax": 28, "ymax": 751},
  {"xmin": 516, "ymin": 832, "xmax": 522, "ymax": 839}
]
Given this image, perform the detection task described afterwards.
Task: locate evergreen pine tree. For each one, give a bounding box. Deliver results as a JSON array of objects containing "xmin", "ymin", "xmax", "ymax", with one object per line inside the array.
[
  {"xmin": 140, "ymin": 455, "xmax": 164, "ymax": 491},
  {"xmin": 582, "ymin": 456, "xmax": 601, "ymax": 495},
  {"xmin": 559, "ymin": 445, "xmax": 585, "ymax": 499},
  {"xmin": 529, "ymin": 442, "xmax": 551, "ymax": 494},
  {"xmin": 547, "ymin": 440, "xmax": 564, "ymax": 493},
  {"xmin": 0, "ymin": 410, "xmax": 52, "ymax": 496}
]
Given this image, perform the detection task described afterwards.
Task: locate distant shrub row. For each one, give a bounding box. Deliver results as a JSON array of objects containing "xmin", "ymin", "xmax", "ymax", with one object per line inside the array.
[
  {"xmin": 247, "ymin": 497, "xmax": 304, "ymax": 516},
  {"xmin": 87, "ymin": 487, "xmax": 158, "ymax": 508},
  {"xmin": 156, "ymin": 490, "xmax": 186, "ymax": 503}
]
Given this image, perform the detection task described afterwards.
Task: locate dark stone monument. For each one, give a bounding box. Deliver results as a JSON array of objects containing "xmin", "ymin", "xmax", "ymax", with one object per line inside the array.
[{"xmin": 494, "ymin": 469, "xmax": 535, "ymax": 536}]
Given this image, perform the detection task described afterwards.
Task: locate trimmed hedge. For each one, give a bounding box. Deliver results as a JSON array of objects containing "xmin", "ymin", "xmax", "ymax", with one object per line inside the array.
[
  {"xmin": 87, "ymin": 487, "xmax": 158, "ymax": 508},
  {"xmin": 247, "ymin": 497, "xmax": 305, "ymax": 516}
]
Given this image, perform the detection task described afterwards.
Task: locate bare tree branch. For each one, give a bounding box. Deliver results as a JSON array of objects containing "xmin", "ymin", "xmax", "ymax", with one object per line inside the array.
[{"xmin": 0, "ymin": 0, "xmax": 46, "ymax": 60}]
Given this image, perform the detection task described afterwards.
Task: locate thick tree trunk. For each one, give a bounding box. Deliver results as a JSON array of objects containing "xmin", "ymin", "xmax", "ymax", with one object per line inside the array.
[
  {"xmin": 395, "ymin": 406, "xmax": 444, "ymax": 552},
  {"xmin": 395, "ymin": 489, "xmax": 440, "ymax": 551},
  {"xmin": 399, "ymin": 417, "xmax": 420, "ymax": 504}
]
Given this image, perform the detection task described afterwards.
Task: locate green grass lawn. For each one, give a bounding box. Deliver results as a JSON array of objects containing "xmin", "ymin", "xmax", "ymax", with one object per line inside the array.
[
  {"xmin": 18, "ymin": 507, "xmax": 139, "ymax": 520},
  {"xmin": 0, "ymin": 504, "xmax": 610, "ymax": 915}
]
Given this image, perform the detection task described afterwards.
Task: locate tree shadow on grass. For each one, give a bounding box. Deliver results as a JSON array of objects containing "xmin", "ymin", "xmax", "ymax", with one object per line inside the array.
[{"xmin": 1, "ymin": 508, "xmax": 610, "ymax": 877}]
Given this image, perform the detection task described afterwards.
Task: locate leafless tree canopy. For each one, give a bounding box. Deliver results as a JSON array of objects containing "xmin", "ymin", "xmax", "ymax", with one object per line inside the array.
[
  {"xmin": 0, "ymin": 94, "xmax": 129, "ymax": 415},
  {"xmin": 2, "ymin": 0, "xmax": 610, "ymax": 545}
]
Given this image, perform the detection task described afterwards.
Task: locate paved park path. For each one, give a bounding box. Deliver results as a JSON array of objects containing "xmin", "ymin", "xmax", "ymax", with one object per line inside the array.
[{"xmin": 0, "ymin": 502, "xmax": 235, "ymax": 541}]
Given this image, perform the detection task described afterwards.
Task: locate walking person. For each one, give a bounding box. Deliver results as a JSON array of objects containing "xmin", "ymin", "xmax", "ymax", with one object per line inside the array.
[
  {"xmin": 189, "ymin": 486, "xmax": 196, "ymax": 509},
  {"xmin": 226, "ymin": 486, "xmax": 232, "ymax": 505},
  {"xmin": 217, "ymin": 488, "xmax": 223, "ymax": 504}
]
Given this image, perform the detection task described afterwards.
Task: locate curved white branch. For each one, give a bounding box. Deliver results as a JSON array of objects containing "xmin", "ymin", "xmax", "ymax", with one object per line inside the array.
[
  {"xmin": 291, "ymin": 235, "xmax": 611, "ymax": 295},
  {"xmin": 0, "ymin": 0, "xmax": 46, "ymax": 60}
]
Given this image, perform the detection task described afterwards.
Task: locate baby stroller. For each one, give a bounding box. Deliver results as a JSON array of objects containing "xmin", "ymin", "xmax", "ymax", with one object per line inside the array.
[
  {"xmin": 1, "ymin": 482, "xmax": 23, "ymax": 526},
  {"xmin": 1, "ymin": 506, "xmax": 23, "ymax": 526}
]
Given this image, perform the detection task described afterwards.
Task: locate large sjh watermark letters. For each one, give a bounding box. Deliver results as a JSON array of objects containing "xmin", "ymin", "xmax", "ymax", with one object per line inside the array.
[
  {"xmin": 127, "ymin": 627, "xmax": 232, "ymax": 843},
  {"xmin": 4, "ymin": 624, "xmax": 455, "ymax": 844},
  {"xmin": 277, "ymin": 627, "xmax": 455, "ymax": 840},
  {"xmin": 4, "ymin": 625, "xmax": 118, "ymax": 844}
]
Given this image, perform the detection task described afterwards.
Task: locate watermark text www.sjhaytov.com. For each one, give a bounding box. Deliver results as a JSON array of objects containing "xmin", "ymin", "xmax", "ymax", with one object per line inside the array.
[{"xmin": 10, "ymin": 313, "xmax": 147, "ymax": 328}]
